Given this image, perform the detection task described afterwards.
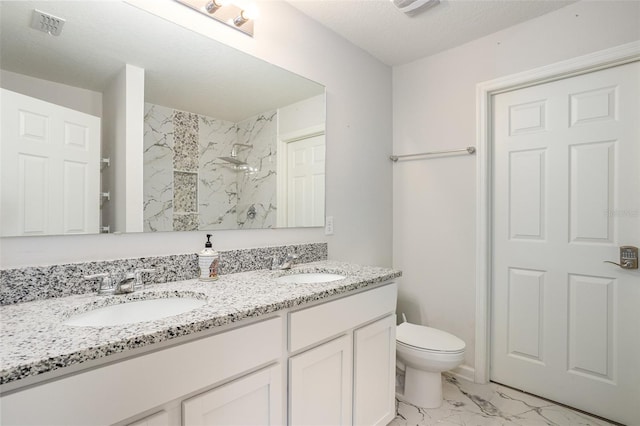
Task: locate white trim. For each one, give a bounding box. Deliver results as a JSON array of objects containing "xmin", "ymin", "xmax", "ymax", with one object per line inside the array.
[
  {"xmin": 450, "ymin": 364, "xmax": 475, "ymax": 384},
  {"xmin": 278, "ymin": 125, "xmax": 325, "ymax": 144},
  {"xmin": 474, "ymin": 40, "xmax": 640, "ymax": 384},
  {"xmin": 276, "ymin": 124, "xmax": 326, "ymax": 227}
]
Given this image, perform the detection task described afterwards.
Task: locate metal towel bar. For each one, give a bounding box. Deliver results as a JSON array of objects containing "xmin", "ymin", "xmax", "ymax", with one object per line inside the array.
[{"xmin": 390, "ymin": 146, "xmax": 476, "ymax": 162}]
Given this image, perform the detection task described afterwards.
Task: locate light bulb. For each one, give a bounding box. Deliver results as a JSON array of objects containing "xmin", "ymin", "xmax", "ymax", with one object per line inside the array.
[
  {"xmin": 204, "ymin": 0, "xmax": 229, "ymax": 14},
  {"xmin": 233, "ymin": 3, "xmax": 259, "ymax": 26}
]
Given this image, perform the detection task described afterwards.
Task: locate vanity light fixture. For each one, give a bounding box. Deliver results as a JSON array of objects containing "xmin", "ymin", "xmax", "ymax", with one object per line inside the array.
[{"xmin": 174, "ymin": 0, "xmax": 256, "ymax": 37}]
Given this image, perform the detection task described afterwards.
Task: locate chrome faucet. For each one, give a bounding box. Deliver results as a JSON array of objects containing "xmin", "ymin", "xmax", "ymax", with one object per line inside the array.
[
  {"xmin": 84, "ymin": 269, "xmax": 155, "ymax": 295},
  {"xmin": 271, "ymin": 253, "xmax": 299, "ymax": 270}
]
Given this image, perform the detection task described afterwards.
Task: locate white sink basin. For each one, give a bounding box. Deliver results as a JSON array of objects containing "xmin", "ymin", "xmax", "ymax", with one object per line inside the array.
[
  {"xmin": 274, "ymin": 273, "xmax": 345, "ymax": 284},
  {"xmin": 64, "ymin": 297, "xmax": 206, "ymax": 327}
]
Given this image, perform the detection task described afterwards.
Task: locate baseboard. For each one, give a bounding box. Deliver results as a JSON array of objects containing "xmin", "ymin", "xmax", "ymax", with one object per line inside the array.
[{"xmin": 450, "ymin": 364, "xmax": 475, "ymax": 383}]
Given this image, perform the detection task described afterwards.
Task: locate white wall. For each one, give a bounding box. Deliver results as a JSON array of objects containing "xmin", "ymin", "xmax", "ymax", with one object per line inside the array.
[
  {"xmin": 0, "ymin": 1, "xmax": 392, "ymax": 268},
  {"xmin": 0, "ymin": 70, "xmax": 102, "ymax": 117},
  {"xmin": 393, "ymin": 0, "xmax": 640, "ymax": 371},
  {"xmin": 278, "ymin": 94, "xmax": 325, "ymax": 135}
]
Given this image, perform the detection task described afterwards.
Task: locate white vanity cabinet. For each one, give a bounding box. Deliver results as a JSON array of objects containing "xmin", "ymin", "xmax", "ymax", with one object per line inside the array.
[
  {"xmin": 1, "ymin": 281, "xmax": 398, "ymax": 426},
  {"xmin": 182, "ymin": 363, "xmax": 283, "ymax": 425},
  {"xmin": 288, "ymin": 283, "xmax": 397, "ymax": 426},
  {"xmin": 0, "ymin": 317, "xmax": 283, "ymax": 426}
]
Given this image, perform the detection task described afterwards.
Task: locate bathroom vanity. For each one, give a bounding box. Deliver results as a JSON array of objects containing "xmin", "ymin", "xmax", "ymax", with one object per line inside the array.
[{"xmin": 0, "ymin": 261, "xmax": 400, "ymax": 426}]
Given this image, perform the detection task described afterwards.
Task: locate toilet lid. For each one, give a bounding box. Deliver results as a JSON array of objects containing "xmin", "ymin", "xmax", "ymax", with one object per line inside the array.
[{"xmin": 397, "ymin": 322, "xmax": 465, "ymax": 352}]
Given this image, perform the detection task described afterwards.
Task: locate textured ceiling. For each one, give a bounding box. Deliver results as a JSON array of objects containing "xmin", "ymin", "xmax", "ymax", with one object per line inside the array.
[{"xmin": 287, "ymin": 0, "xmax": 576, "ymax": 66}]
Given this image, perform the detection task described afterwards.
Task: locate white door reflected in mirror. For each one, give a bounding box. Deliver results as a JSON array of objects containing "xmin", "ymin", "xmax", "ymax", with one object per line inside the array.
[
  {"xmin": 286, "ymin": 134, "xmax": 326, "ymax": 227},
  {"xmin": 1, "ymin": 89, "xmax": 100, "ymax": 237}
]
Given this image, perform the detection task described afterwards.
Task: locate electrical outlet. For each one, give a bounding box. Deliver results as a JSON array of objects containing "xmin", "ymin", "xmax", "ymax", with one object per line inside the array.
[{"xmin": 325, "ymin": 216, "xmax": 334, "ymax": 235}]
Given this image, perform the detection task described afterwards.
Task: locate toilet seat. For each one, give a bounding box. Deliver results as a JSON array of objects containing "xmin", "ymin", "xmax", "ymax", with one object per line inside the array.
[
  {"xmin": 397, "ymin": 322, "xmax": 465, "ymax": 353},
  {"xmin": 397, "ymin": 340, "xmax": 465, "ymax": 355}
]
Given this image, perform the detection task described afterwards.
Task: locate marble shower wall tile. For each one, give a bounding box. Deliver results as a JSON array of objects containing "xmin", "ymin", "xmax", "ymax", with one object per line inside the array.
[
  {"xmin": 236, "ymin": 111, "xmax": 278, "ymax": 229},
  {"xmin": 143, "ymin": 103, "xmax": 280, "ymax": 231},
  {"xmin": 198, "ymin": 115, "xmax": 239, "ymax": 230},
  {"xmin": 143, "ymin": 104, "xmax": 174, "ymax": 232},
  {"xmin": 0, "ymin": 243, "xmax": 327, "ymax": 305}
]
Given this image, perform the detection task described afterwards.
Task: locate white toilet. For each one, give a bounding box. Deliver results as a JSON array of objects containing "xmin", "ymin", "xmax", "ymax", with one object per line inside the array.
[{"xmin": 396, "ymin": 320, "xmax": 465, "ymax": 408}]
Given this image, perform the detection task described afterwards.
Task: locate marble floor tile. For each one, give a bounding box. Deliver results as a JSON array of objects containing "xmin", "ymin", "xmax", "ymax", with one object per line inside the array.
[{"xmin": 389, "ymin": 375, "xmax": 615, "ymax": 426}]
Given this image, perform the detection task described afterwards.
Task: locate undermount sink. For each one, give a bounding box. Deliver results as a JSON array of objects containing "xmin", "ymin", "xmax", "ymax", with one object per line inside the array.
[
  {"xmin": 274, "ymin": 272, "xmax": 346, "ymax": 284},
  {"xmin": 64, "ymin": 297, "xmax": 207, "ymax": 327}
]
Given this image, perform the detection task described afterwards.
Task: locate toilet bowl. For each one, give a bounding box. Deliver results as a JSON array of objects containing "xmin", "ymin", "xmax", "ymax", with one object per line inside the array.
[{"xmin": 396, "ymin": 321, "xmax": 465, "ymax": 408}]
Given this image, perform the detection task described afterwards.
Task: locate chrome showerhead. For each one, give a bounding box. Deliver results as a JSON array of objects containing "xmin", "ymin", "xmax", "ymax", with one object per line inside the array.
[
  {"xmin": 217, "ymin": 156, "xmax": 247, "ymax": 165},
  {"xmin": 217, "ymin": 143, "xmax": 253, "ymax": 166}
]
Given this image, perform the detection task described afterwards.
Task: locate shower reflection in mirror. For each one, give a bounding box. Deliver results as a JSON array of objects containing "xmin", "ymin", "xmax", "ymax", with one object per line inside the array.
[{"xmin": 143, "ymin": 94, "xmax": 325, "ymax": 232}]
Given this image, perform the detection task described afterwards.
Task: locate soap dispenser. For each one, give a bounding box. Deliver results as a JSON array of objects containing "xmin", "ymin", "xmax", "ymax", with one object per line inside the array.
[{"xmin": 198, "ymin": 234, "xmax": 219, "ymax": 281}]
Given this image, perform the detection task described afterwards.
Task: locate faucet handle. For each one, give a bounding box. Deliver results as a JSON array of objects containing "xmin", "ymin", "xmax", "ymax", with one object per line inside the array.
[
  {"xmin": 84, "ymin": 273, "xmax": 113, "ymax": 294},
  {"xmin": 285, "ymin": 253, "xmax": 299, "ymax": 264},
  {"xmin": 270, "ymin": 255, "xmax": 280, "ymax": 270},
  {"xmin": 133, "ymin": 268, "xmax": 156, "ymax": 290}
]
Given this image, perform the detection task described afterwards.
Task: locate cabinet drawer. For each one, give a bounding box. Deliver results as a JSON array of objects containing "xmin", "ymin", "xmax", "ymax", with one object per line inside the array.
[{"xmin": 289, "ymin": 282, "xmax": 397, "ymax": 352}]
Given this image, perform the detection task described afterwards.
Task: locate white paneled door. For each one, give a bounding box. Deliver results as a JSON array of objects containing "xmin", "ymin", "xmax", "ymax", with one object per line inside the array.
[
  {"xmin": 491, "ymin": 62, "xmax": 640, "ymax": 425},
  {"xmin": 286, "ymin": 134, "xmax": 325, "ymax": 227},
  {"xmin": 1, "ymin": 89, "xmax": 100, "ymax": 236}
]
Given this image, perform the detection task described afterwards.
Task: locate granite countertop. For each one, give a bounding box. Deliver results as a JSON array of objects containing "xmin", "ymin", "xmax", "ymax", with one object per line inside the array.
[{"xmin": 0, "ymin": 261, "xmax": 401, "ymax": 387}]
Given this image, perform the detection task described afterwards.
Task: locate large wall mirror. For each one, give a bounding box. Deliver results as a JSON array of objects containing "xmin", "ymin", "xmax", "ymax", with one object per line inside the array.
[{"xmin": 0, "ymin": 1, "xmax": 326, "ymax": 237}]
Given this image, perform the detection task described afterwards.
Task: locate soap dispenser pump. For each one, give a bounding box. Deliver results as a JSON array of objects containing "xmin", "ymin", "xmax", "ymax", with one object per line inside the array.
[{"xmin": 198, "ymin": 234, "xmax": 219, "ymax": 281}]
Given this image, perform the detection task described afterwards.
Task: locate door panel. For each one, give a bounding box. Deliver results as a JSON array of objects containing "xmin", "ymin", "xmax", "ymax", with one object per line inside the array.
[
  {"xmin": 353, "ymin": 315, "xmax": 396, "ymax": 426},
  {"xmin": 507, "ymin": 268, "xmax": 545, "ymax": 362},
  {"xmin": 491, "ymin": 61, "xmax": 640, "ymax": 425},
  {"xmin": 567, "ymin": 274, "xmax": 615, "ymax": 382},
  {"xmin": 289, "ymin": 334, "xmax": 352, "ymax": 426},
  {"xmin": 182, "ymin": 364, "xmax": 283, "ymax": 426}
]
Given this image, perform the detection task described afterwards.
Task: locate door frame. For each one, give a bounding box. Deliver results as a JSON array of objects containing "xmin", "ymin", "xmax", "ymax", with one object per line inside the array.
[{"xmin": 474, "ymin": 40, "xmax": 640, "ymax": 384}]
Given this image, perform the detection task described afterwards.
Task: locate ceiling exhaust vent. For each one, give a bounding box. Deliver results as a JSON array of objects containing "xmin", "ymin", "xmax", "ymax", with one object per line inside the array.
[
  {"xmin": 31, "ymin": 9, "xmax": 66, "ymax": 36},
  {"xmin": 391, "ymin": 0, "xmax": 440, "ymax": 16}
]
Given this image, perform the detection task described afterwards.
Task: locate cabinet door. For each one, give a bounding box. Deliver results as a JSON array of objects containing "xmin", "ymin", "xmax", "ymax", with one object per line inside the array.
[
  {"xmin": 289, "ymin": 334, "xmax": 352, "ymax": 426},
  {"xmin": 183, "ymin": 364, "xmax": 283, "ymax": 426},
  {"xmin": 127, "ymin": 411, "xmax": 170, "ymax": 426},
  {"xmin": 353, "ymin": 315, "xmax": 396, "ymax": 426}
]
